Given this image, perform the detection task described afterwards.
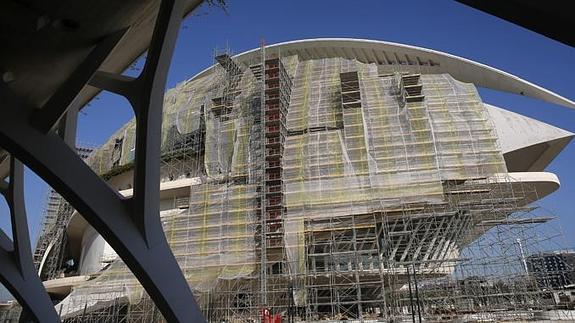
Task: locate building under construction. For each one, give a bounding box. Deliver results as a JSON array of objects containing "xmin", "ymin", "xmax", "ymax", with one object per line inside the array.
[{"xmin": 4, "ymin": 39, "xmax": 575, "ymax": 322}]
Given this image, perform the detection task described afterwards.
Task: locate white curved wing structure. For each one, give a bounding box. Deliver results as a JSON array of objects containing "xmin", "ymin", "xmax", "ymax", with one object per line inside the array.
[
  {"xmin": 192, "ymin": 38, "xmax": 575, "ymax": 109},
  {"xmin": 486, "ymin": 103, "xmax": 573, "ymax": 171}
]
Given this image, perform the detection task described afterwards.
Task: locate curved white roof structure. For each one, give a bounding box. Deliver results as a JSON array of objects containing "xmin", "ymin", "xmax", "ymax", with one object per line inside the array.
[{"xmin": 192, "ymin": 38, "xmax": 575, "ymax": 109}]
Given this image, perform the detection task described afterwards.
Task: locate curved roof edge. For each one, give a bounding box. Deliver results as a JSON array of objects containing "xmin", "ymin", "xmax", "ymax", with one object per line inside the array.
[
  {"xmin": 190, "ymin": 38, "xmax": 575, "ymax": 109},
  {"xmin": 492, "ymin": 172, "xmax": 560, "ymax": 203}
]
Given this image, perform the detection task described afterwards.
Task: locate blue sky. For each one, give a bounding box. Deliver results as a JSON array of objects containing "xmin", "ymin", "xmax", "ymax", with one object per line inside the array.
[{"xmin": 1, "ymin": 0, "xmax": 574, "ymax": 286}]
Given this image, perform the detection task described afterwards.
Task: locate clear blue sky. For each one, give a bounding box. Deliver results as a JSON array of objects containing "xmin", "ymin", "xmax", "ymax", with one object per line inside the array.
[{"xmin": 2, "ymin": 0, "xmax": 574, "ymax": 270}]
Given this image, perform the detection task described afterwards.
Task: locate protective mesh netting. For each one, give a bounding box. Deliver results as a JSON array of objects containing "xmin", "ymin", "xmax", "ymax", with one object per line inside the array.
[{"xmin": 56, "ymin": 55, "xmax": 524, "ymax": 320}]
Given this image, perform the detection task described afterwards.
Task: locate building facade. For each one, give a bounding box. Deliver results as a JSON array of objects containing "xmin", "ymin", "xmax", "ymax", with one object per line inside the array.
[{"xmin": 24, "ymin": 39, "xmax": 575, "ymax": 321}]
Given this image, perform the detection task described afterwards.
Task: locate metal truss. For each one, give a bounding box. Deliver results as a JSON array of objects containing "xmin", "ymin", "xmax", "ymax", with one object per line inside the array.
[{"xmin": 0, "ymin": 0, "xmax": 205, "ymax": 321}]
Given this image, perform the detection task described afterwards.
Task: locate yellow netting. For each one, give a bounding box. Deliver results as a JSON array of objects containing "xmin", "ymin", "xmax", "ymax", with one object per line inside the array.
[{"xmin": 60, "ymin": 54, "xmax": 507, "ymax": 316}]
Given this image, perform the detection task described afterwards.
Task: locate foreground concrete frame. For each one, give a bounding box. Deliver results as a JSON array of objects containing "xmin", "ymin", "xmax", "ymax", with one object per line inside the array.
[
  {"xmin": 0, "ymin": 158, "xmax": 59, "ymax": 322},
  {"xmin": 0, "ymin": 0, "xmax": 205, "ymax": 322}
]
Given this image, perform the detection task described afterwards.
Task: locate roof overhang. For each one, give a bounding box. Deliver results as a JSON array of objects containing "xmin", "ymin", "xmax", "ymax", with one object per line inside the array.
[
  {"xmin": 190, "ymin": 38, "xmax": 575, "ymax": 109},
  {"xmin": 43, "ymin": 276, "xmax": 90, "ymax": 298},
  {"xmin": 489, "ymin": 172, "xmax": 560, "ymax": 205}
]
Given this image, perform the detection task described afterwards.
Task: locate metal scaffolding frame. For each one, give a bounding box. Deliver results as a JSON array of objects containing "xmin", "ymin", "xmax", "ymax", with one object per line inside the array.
[
  {"xmin": 4, "ymin": 45, "xmax": 572, "ymax": 323},
  {"xmin": 33, "ymin": 147, "xmax": 94, "ymax": 281}
]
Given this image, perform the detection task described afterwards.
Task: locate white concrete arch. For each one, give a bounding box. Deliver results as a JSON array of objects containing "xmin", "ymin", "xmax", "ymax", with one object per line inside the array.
[{"xmin": 190, "ymin": 38, "xmax": 575, "ymax": 109}]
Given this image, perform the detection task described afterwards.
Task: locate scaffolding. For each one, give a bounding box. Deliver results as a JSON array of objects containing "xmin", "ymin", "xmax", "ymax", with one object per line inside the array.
[
  {"xmin": 3, "ymin": 47, "xmax": 571, "ymax": 323},
  {"xmin": 33, "ymin": 146, "xmax": 93, "ymax": 281}
]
